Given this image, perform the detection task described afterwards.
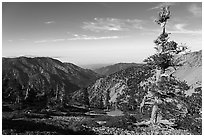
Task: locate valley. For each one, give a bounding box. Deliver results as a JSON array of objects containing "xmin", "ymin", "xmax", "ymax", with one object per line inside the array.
[
  {"xmin": 2, "ymin": 50, "xmax": 202, "ymax": 135},
  {"xmin": 2, "ymin": 2, "xmax": 202, "ymax": 135}
]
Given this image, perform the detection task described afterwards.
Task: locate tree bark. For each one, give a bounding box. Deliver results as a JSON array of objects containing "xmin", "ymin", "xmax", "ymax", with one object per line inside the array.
[
  {"xmin": 150, "ymin": 72, "xmax": 164, "ymax": 125},
  {"xmin": 150, "ymin": 103, "xmax": 159, "ymax": 124}
]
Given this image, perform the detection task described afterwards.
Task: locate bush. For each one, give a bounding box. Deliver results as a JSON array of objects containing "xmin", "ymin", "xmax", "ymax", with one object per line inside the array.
[
  {"xmin": 104, "ymin": 116, "xmax": 128, "ymax": 128},
  {"xmin": 175, "ymin": 115, "xmax": 201, "ymax": 135},
  {"xmin": 68, "ymin": 122, "xmax": 86, "ymax": 133},
  {"xmin": 68, "ymin": 119, "xmax": 97, "ymax": 134},
  {"xmin": 81, "ymin": 119, "xmax": 100, "ymax": 127},
  {"xmin": 175, "ymin": 87, "xmax": 202, "ymax": 135},
  {"xmin": 124, "ymin": 114, "xmax": 144, "ymax": 123}
]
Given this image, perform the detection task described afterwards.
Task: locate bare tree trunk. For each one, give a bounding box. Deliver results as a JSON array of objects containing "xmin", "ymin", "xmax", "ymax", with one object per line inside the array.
[
  {"xmin": 150, "ymin": 103, "xmax": 158, "ymax": 124},
  {"xmin": 155, "ymin": 69, "xmax": 162, "ymax": 83},
  {"xmin": 150, "ymin": 68, "xmax": 165, "ymax": 125}
]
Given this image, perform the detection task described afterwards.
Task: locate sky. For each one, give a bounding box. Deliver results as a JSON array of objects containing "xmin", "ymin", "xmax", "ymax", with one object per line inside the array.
[{"xmin": 2, "ymin": 2, "xmax": 202, "ymax": 67}]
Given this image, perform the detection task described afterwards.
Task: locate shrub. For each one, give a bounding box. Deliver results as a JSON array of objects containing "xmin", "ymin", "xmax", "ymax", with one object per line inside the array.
[
  {"xmin": 81, "ymin": 119, "xmax": 100, "ymax": 127},
  {"xmin": 67, "ymin": 119, "xmax": 98, "ymax": 134},
  {"xmin": 104, "ymin": 116, "xmax": 127, "ymax": 128},
  {"xmin": 175, "ymin": 87, "xmax": 202, "ymax": 135}
]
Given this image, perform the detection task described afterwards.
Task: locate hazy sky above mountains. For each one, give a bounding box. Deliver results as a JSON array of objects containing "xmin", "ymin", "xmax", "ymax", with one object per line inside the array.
[{"xmin": 2, "ymin": 2, "xmax": 202, "ymax": 66}]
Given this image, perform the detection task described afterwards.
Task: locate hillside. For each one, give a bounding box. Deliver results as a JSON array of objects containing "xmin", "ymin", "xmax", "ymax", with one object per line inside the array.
[
  {"xmin": 73, "ymin": 50, "xmax": 202, "ymax": 108},
  {"xmin": 173, "ymin": 50, "xmax": 202, "ymax": 95},
  {"xmin": 94, "ymin": 63, "xmax": 143, "ymax": 76},
  {"xmin": 72, "ymin": 65, "xmax": 153, "ymax": 109},
  {"xmin": 2, "ymin": 57, "xmax": 100, "ymax": 109}
]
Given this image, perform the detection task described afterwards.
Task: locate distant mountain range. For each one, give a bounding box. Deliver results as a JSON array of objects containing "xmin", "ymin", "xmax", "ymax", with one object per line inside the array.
[
  {"xmin": 80, "ymin": 63, "xmax": 113, "ymax": 70},
  {"xmin": 94, "ymin": 63, "xmax": 143, "ymax": 76},
  {"xmin": 2, "ymin": 50, "xmax": 202, "ymax": 110},
  {"xmin": 2, "ymin": 57, "xmax": 100, "ymax": 109}
]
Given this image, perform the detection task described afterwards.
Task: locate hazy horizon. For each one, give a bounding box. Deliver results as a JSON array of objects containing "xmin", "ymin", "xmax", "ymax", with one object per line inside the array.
[{"xmin": 2, "ymin": 2, "xmax": 202, "ymax": 66}]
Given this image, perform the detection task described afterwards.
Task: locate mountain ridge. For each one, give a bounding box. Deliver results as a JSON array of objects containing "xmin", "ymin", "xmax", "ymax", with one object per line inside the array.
[
  {"xmin": 94, "ymin": 62, "xmax": 144, "ymax": 76},
  {"xmin": 2, "ymin": 56, "xmax": 100, "ymax": 109}
]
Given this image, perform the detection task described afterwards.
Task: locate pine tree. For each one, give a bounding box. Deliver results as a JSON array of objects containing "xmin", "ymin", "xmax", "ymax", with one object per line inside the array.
[
  {"xmin": 83, "ymin": 87, "xmax": 90, "ymax": 108},
  {"xmin": 140, "ymin": 6, "xmax": 189, "ymax": 125},
  {"xmin": 105, "ymin": 89, "xmax": 110, "ymax": 110},
  {"xmin": 99, "ymin": 95, "xmax": 104, "ymax": 109}
]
